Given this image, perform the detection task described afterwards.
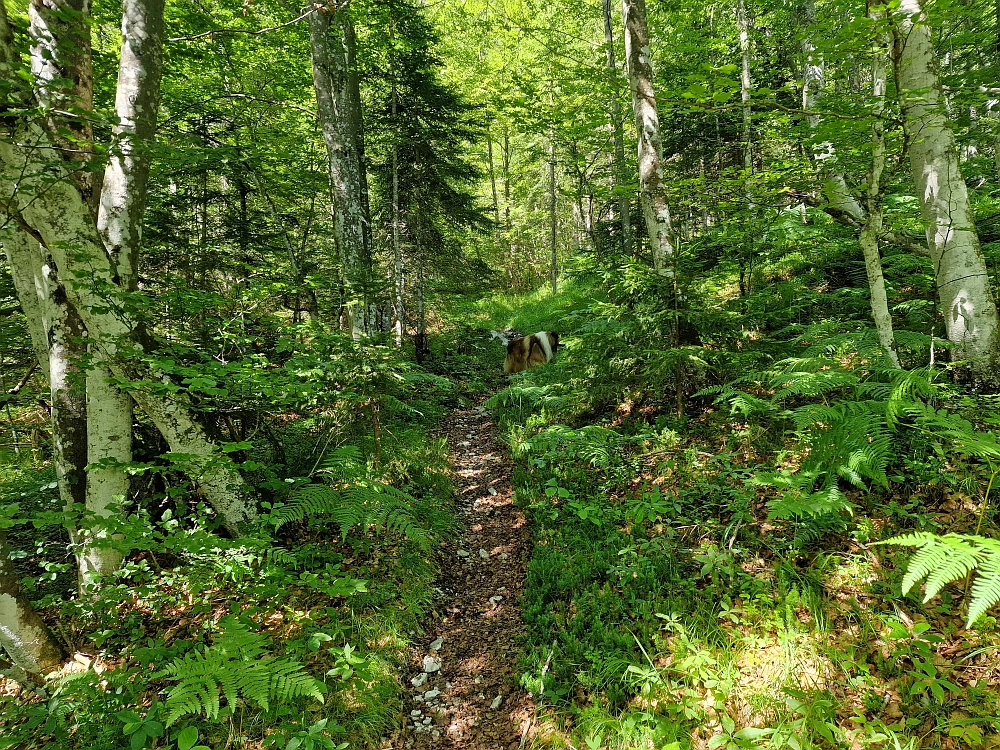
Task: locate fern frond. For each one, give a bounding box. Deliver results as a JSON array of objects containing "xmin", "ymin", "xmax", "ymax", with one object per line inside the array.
[
  {"xmin": 156, "ymin": 616, "xmax": 323, "ymax": 725},
  {"xmin": 968, "ymin": 550, "xmax": 1000, "ymax": 625},
  {"xmin": 882, "ymin": 533, "xmax": 1000, "ymax": 627}
]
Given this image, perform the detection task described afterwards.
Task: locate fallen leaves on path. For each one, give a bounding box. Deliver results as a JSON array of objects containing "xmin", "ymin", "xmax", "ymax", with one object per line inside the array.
[{"xmin": 384, "ymin": 402, "xmax": 537, "ymax": 750}]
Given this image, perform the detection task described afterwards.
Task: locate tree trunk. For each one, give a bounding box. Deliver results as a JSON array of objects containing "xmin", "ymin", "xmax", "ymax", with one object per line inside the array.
[
  {"xmin": 79, "ymin": 0, "xmax": 166, "ymax": 586},
  {"xmin": 487, "ymin": 129, "xmax": 501, "ymax": 225},
  {"xmin": 28, "ymin": 0, "xmax": 97, "ymax": 211},
  {"xmin": 24, "ymin": 0, "xmax": 92, "ymax": 585},
  {"xmin": 622, "ymin": 0, "xmax": 675, "ymax": 278},
  {"xmin": 392, "ymin": 78, "xmax": 404, "ymax": 347},
  {"xmin": 0, "ymin": 122, "xmax": 255, "ymax": 535},
  {"xmin": 309, "ymin": 2, "xmax": 371, "ymax": 339},
  {"xmin": 0, "ymin": 531, "xmax": 66, "ymax": 679},
  {"xmin": 549, "ymin": 111, "xmax": 558, "ymax": 294},
  {"xmin": 893, "ymin": 0, "xmax": 1000, "ymax": 372},
  {"xmin": 860, "ymin": 25, "xmax": 899, "ymax": 366},
  {"xmin": 602, "ymin": 0, "xmax": 633, "ymax": 255},
  {"xmin": 736, "ymin": 0, "xmax": 752, "ymax": 173}
]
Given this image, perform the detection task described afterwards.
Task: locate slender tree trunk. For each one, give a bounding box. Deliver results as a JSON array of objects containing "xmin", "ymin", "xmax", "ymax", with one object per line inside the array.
[
  {"xmin": 893, "ymin": 0, "xmax": 1000, "ymax": 372},
  {"xmin": 622, "ymin": 0, "xmax": 675, "ymax": 277},
  {"xmin": 78, "ymin": 0, "xmax": 166, "ymax": 586},
  {"xmin": 309, "ymin": 1, "xmax": 371, "ymax": 339},
  {"xmin": 392, "ymin": 79, "xmax": 404, "ymax": 347},
  {"xmin": 487, "ymin": 129, "xmax": 501, "ymax": 225},
  {"xmin": 24, "ymin": 0, "xmax": 93, "ymax": 585},
  {"xmin": 736, "ymin": 0, "xmax": 752, "ymax": 173},
  {"xmin": 860, "ymin": 26, "xmax": 899, "ymax": 366},
  {"xmin": 0, "ymin": 531, "xmax": 66, "ymax": 680},
  {"xmin": 602, "ymin": 0, "xmax": 633, "ymax": 254}
]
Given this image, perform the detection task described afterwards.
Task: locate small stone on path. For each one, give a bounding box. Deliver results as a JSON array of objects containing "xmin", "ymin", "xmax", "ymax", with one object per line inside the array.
[
  {"xmin": 411, "ymin": 672, "xmax": 428, "ymax": 687},
  {"xmin": 430, "ymin": 637, "xmax": 443, "ymax": 650},
  {"xmin": 479, "ymin": 548, "xmax": 489, "ymax": 559},
  {"xmin": 490, "ymin": 695, "xmax": 503, "ymax": 710},
  {"xmin": 422, "ymin": 655, "xmax": 442, "ymax": 673}
]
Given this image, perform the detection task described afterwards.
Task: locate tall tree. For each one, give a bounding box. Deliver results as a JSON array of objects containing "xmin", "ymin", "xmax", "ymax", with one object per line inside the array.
[
  {"xmin": 309, "ymin": 0, "xmax": 373, "ymax": 339},
  {"xmin": 893, "ymin": 0, "xmax": 1000, "ymax": 373},
  {"xmin": 602, "ymin": 0, "xmax": 633, "ymax": 256},
  {"xmin": 622, "ymin": 0, "xmax": 675, "ymax": 278}
]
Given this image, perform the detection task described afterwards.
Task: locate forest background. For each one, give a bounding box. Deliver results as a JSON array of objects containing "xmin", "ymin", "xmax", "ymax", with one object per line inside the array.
[{"xmin": 3, "ymin": 0, "xmax": 1000, "ymax": 747}]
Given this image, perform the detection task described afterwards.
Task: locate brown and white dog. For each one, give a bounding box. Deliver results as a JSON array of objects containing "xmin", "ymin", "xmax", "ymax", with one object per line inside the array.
[{"xmin": 503, "ymin": 331, "xmax": 560, "ymax": 375}]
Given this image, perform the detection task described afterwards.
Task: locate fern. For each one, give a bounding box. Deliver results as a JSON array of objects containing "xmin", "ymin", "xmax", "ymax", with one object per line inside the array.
[
  {"xmin": 882, "ymin": 533, "xmax": 1000, "ymax": 626},
  {"xmin": 155, "ymin": 616, "xmax": 323, "ymax": 725},
  {"xmin": 269, "ymin": 448, "xmax": 437, "ymax": 551}
]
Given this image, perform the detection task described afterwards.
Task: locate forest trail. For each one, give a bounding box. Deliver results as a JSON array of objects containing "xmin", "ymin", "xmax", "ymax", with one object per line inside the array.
[{"xmin": 385, "ymin": 400, "xmax": 537, "ymax": 750}]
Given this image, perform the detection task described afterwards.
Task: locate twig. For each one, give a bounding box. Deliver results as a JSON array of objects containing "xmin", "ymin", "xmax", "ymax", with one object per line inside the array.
[
  {"xmin": 168, "ymin": 5, "xmax": 325, "ymax": 43},
  {"xmin": 6, "ymin": 362, "xmax": 38, "ymax": 395}
]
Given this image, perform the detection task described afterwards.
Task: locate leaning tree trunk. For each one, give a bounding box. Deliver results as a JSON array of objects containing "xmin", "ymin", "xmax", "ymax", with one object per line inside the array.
[
  {"xmin": 602, "ymin": 0, "xmax": 633, "ymax": 255},
  {"xmin": 80, "ymin": 0, "xmax": 166, "ymax": 585},
  {"xmin": 622, "ymin": 0, "xmax": 675, "ymax": 278},
  {"xmin": 893, "ymin": 0, "xmax": 1000, "ymax": 373},
  {"xmin": 0, "ymin": 122, "xmax": 255, "ymax": 535},
  {"xmin": 309, "ymin": 1, "xmax": 372, "ymax": 339},
  {"xmin": 0, "ymin": 531, "xmax": 66, "ymax": 681}
]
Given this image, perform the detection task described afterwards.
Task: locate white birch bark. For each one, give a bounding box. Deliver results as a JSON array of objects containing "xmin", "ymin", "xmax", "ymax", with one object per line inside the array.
[
  {"xmin": 860, "ymin": 29, "xmax": 899, "ymax": 366},
  {"xmin": 602, "ymin": 0, "xmax": 633, "ymax": 255},
  {"xmin": 0, "ymin": 127, "xmax": 255, "ymax": 535},
  {"xmin": 81, "ymin": 0, "xmax": 166, "ymax": 584},
  {"xmin": 0, "ymin": 531, "xmax": 66, "ymax": 678},
  {"xmin": 894, "ymin": 0, "xmax": 1000, "ymax": 371},
  {"xmin": 736, "ymin": 0, "xmax": 752, "ymax": 173},
  {"xmin": 21, "ymin": 0, "xmax": 94, "ymax": 585},
  {"xmin": 392, "ymin": 78, "xmax": 403, "ymax": 347},
  {"xmin": 309, "ymin": 3, "xmax": 371, "ymax": 339},
  {"xmin": 622, "ymin": 0, "xmax": 675, "ymax": 278},
  {"xmin": 28, "ymin": 0, "xmax": 97, "ymax": 211}
]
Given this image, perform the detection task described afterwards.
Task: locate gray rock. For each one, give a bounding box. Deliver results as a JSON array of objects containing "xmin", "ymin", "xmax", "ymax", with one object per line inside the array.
[
  {"xmin": 479, "ymin": 548, "xmax": 489, "ymax": 559},
  {"xmin": 424, "ymin": 688, "xmax": 441, "ymax": 700},
  {"xmin": 411, "ymin": 672, "xmax": 428, "ymax": 687},
  {"xmin": 430, "ymin": 637, "xmax": 444, "ymax": 651},
  {"xmin": 411, "ymin": 709, "xmax": 423, "ymax": 717},
  {"xmin": 457, "ymin": 549, "xmax": 470, "ymax": 558},
  {"xmin": 490, "ymin": 695, "xmax": 503, "ymax": 710},
  {"xmin": 423, "ymin": 655, "xmax": 442, "ymax": 673}
]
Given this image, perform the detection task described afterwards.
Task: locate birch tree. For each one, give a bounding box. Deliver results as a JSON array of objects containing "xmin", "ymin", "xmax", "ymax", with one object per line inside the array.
[
  {"xmin": 602, "ymin": 0, "xmax": 633, "ymax": 255},
  {"xmin": 309, "ymin": 0, "xmax": 372, "ymax": 338},
  {"xmin": 859, "ymin": 24, "xmax": 899, "ymax": 366},
  {"xmin": 893, "ymin": 0, "xmax": 1000, "ymax": 373},
  {"xmin": 0, "ymin": 4, "xmax": 255, "ymax": 536},
  {"xmin": 622, "ymin": 0, "xmax": 675, "ymax": 278},
  {"xmin": 0, "ymin": 532, "xmax": 66, "ymax": 682},
  {"xmin": 81, "ymin": 0, "xmax": 165, "ymax": 583}
]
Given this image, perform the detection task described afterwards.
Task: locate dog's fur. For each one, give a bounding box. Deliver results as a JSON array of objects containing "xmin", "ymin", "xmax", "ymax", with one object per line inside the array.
[{"xmin": 504, "ymin": 331, "xmax": 559, "ymax": 375}]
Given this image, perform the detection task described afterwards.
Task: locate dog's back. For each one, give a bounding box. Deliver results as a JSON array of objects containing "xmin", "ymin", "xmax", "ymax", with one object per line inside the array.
[{"xmin": 504, "ymin": 331, "xmax": 559, "ymax": 375}]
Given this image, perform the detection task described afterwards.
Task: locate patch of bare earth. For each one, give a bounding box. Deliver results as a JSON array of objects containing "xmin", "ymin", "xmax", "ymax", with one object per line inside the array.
[{"xmin": 383, "ymin": 401, "xmax": 536, "ymax": 750}]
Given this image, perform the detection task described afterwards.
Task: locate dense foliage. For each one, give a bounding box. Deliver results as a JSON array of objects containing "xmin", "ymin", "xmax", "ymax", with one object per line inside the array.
[{"xmin": 4, "ymin": 0, "xmax": 1000, "ymax": 746}]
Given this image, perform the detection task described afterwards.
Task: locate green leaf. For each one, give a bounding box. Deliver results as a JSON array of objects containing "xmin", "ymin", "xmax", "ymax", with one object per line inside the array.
[{"xmin": 177, "ymin": 727, "xmax": 199, "ymax": 750}]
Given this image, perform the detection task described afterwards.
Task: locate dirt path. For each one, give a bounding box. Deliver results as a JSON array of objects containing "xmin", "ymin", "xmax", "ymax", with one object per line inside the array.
[{"xmin": 385, "ymin": 401, "xmax": 536, "ymax": 750}]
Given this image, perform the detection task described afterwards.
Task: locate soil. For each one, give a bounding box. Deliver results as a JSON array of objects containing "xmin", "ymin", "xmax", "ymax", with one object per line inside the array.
[{"xmin": 384, "ymin": 401, "xmax": 537, "ymax": 750}]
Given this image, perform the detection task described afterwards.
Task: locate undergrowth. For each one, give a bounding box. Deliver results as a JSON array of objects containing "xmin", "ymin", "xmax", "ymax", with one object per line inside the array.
[{"xmin": 478, "ymin": 246, "xmax": 1000, "ymax": 750}]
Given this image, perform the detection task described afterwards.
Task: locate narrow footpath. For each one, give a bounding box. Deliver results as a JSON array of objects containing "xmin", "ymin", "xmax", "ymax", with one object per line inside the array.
[{"xmin": 386, "ymin": 401, "xmax": 537, "ymax": 749}]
